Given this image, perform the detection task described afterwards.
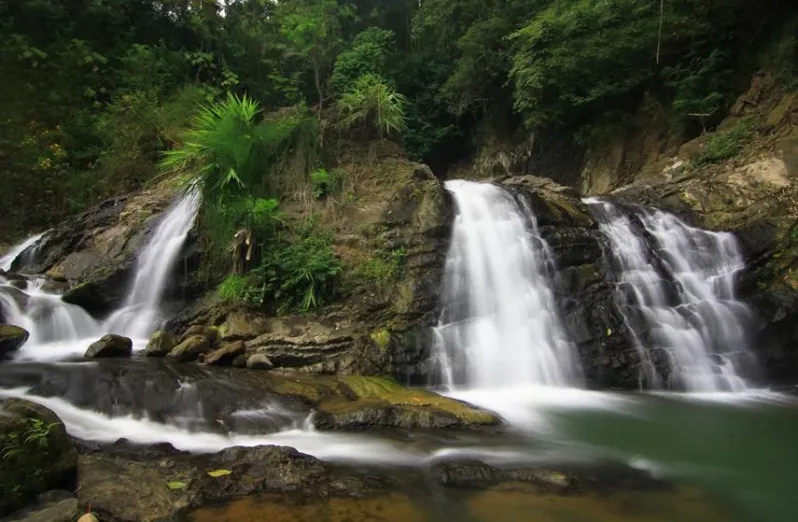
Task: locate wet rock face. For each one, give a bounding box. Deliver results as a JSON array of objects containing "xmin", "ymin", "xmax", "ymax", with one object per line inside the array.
[
  {"xmin": 166, "ymin": 159, "xmax": 454, "ymax": 384},
  {"xmin": 8, "ymin": 184, "xmax": 185, "ymax": 315},
  {"xmin": 0, "ymin": 399, "xmax": 78, "ymax": 516},
  {"xmin": 498, "ymin": 176, "xmax": 642, "ymax": 389}
]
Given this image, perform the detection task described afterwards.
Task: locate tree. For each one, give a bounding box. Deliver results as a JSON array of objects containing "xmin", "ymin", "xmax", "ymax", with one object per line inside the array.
[{"xmin": 277, "ymin": 0, "xmax": 354, "ymax": 114}]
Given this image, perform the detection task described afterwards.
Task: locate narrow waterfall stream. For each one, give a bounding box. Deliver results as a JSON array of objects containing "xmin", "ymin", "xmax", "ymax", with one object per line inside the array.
[
  {"xmin": 0, "ymin": 232, "xmax": 45, "ymax": 271},
  {"xmin": 585, "ymin": 199, "xmax": 757, "ymax": 392},
  {"xmin": 103, "ymin": 189, "xmax": 201, "ymax": 339},
  {"xmin": 433, "ymin": 180, "xmax": 582, "ymax": 390}
]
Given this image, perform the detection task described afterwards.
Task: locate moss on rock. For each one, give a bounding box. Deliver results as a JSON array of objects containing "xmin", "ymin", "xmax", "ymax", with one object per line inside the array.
[{"xmin": 0, "ymin": 399, "xmax": 77, "ymax": 516}]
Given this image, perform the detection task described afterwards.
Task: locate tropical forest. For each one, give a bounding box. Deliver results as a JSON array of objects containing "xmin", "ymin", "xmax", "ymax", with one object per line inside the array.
[{"xmin": 1, "ymin": 1, "xmax": 798, "ymax": 521}]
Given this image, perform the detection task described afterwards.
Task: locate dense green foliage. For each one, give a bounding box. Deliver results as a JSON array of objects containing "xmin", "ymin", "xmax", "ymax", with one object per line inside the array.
[{"xmin": 3, "ymin": 0, "xmax": 796, "ymax": 308}]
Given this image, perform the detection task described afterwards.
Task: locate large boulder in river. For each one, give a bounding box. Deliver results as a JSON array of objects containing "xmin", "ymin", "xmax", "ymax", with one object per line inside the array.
[
  {"xmin": 167, "ymin": 335, "xmax": 210, "ymax": 363},
  {"xmin": 0, "ymin": 324, "xmax": 29, "ymax": 358},
  {"xmin": 84, "ymin": 334, "xmax": 133, "ymax": 358},
  {"xmin": 0, "ymin": 399, "xmax": 78, "ymax": 516}
]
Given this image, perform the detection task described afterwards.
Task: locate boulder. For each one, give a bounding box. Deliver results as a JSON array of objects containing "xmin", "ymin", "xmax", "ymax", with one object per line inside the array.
[
  {"xmin": 144, "ymin": 330, "xmax": 176, "ymax": 357},
  {"xmin": 231, "ymin": 353, "xmax": 248, "ymax": 368},
  {"xmin": 180, "ymin": 325, "xmax": 218, "ymax": 346},
  {"xmin": 245, "ymin": 353, "xmax": 274, "ymax": 370},
  {"xmin": 84, "ymin": 334, "xmax": 133, "ymax": 358},
  {"xmin": 75, "ymin": 444, "xmax": 389, "ymax": 522},
  {"xmin": 0, "ymin": 399, "xmax": 78, "ymax": 516},
  {"xmin": 0, "ymin": 324, "xmax": 30, "ymax": 358},
  {"xmin": 3, "ymin": 490, "xmax": 79, "ymax": 522},
  {"xmin": 199, "ymin": 341, "xmax": 246, "ymax": 366},
  {"xmin": 167, "ymin": 335, "xmax": 211, "ymax": 363},
  {"xmin": 309, "ymin": 376, "xmax": 500, "ymax": 430}
]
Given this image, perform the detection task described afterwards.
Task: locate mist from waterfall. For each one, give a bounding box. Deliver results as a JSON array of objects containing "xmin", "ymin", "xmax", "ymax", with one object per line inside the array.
[
  {"xmin": 586, "ymin": 198, "xmax": 756, "ymax": 392},
  {"xmin": 432, "ymin": 180, "xmax": 582, "ymax": 390}
]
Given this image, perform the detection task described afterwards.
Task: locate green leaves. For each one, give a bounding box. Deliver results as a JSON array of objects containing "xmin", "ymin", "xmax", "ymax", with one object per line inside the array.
[
  {"xmin": 166, "ymin": 481, "xmax": 187, "ymax": 490},
  {"xmin": 337, "ymin": 74, "xmax": 407, "ymax": 137},
  {"xmin": 207, "ymin": 469, "xmax": 233, "ymax": 478}
]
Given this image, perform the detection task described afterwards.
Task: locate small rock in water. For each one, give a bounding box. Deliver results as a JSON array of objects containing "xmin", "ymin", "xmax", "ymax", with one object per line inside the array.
[
  {"xmin": 0, "ymin": 324, "xmax": 30, "ymax": 358},
  {"xmin": 199, "ymin": 341, "xmax": 246, "ymax": 366},
  {"xmin": 167, "ymin": 335, "xmax": 211, "ymax": 363},
  {"xmin": 84, "ymin": 334, "xmax": 133, "ymax": 358},
  {"xmin": 180, "ymin": 325, "xmax": 218, "ymax": 346},
  {"xmin": 145, "ymin": 330, "xmax": 176, "ymax": 357},
  {"xmin": 246, "ymin": 353, "xmax": 273, "ymax": 370}
]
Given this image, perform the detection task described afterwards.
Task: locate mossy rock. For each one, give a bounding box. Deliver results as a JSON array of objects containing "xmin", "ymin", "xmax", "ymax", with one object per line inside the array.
[
  {"xmin": 84, "ymin": 334, "xmax": 133, "ymax": 358},
  {"xmin": 167, "ymin": 335, "xmax": 211, "ymax": 363},
  {"xmin": 0, "ymin": 324, "xmax": 29, "ymax": 358},
  {"xmin": 0, "ymin": 399, "xmax": 77, "ymax": 516},
  {"xmin": 314, "ymin": 376, "xmax": 500, "ymax": 430},
  {"xmin": 145, "ymin": 330, "xmax": 176, "ymax": 357}
]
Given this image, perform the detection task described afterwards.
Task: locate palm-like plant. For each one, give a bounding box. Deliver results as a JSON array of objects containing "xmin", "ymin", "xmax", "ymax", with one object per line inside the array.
[
  {"xmin": 160, "ymin": 92, "xmax": 262, "ymax": 201},
  {"xmin": 336, "ymin": 74, "xmax": 407, "ymax": 138}
]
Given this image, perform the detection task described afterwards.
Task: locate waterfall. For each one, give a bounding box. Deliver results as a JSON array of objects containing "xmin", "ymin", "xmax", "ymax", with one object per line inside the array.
[
  {"xmin": 585, "ymin": 198, "xmax": 756, "ymax": 392},
  {"xmin": 0, "ymin": 189, "xmax": 200, "ymax": 360},
  {"xmin": 0, "ymin": 232, "xmax": 45, "ymax": 272},
  {"xmin": 104, "ymin": 189, "xmax": 201, "ymax": 339},
  {"xmin": 432, "ymin": 180, "xmax": 582, "ymax": 389}
]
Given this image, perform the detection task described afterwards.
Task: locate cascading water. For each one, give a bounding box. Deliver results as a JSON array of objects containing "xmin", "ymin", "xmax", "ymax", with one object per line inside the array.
[
  {"xmin": 0, "ymin": 232, "xmax": 45, "ymax": 271},
  {"xmin": 432, "ymin": 180, "xmax": 582, "ymax": 390},
  {"xmin": 0, "ymin": 189, "xmax": 200, "ymax": 360},
  {"xmin": 104, "ymin": 189, "xmax": 201, "ymax": 339},
  {"xmin": 585, "ymin": 198, "xmax": 756, "ymax": 392}
]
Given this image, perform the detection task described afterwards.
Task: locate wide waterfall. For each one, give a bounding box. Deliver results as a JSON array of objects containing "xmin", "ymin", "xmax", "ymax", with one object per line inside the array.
[
  {"xmin": 586, "ymin": 198, "xmax": 756, "ymax": 392},
  {"xmin": 0, "ymin": 189, "xmax": 200, "ymax": 360},
  {"xmin": 432, "ymin": 180, "xmax": 582, "ymax": 389}
]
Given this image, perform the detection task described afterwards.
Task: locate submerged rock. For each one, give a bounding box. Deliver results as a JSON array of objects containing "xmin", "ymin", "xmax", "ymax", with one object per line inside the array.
[
  {"xmin": 0, "ymin": 324, "xmax": 29, "ymax": 358},
  {"xmin": 0, "ymin": 399, "xmax": 78, "ymax": 516},
  {"xmin": 245, "ymin": 353, "xmax": 273, "ymax": 370},
  {"xmin": 84, "ymin": 334, "xmax": 132, "ymax": 358},
  {"xmin": 144, "ymin": 330, "xmax": 176, "ymax": 357},
  {"xmin": 200, "ymin": 341, "xmax": 246, "ymax": 366},
  {"xmin": 167, "ymin": 335, "xmax": 211, "ymax": 363}
]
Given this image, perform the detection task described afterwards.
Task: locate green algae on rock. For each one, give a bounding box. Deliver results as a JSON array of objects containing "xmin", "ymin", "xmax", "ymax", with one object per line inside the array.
[
  {"xmin": 0, "ymin": 399, "xmax": 77, "ymax": 516},
  {"xmin": 0, "ymin": 324, "xmax": 29, "ymax": 358}
]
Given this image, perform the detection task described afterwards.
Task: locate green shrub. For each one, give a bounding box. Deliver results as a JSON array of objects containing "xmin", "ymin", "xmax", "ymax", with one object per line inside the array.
[
  {"xmin": 355, "ymin": 247, "xmax": 406, "ymax": 288},
  {"xmin": 217, "ymin": 274, "xmax": 253, "ymax": 304},
  {"xmin": 693, "ymin": 118, "xmax": 755, "ymax": 166},
  {"xmin": 263, "ymin": 230, "xmax": 343, "ymax": 313},
  {"xmin": 310, "ymin": 169, "xmax": 332, "ymax": 199},
  {"xmin": 337, "ymin": 74, "xmax": 407, "ymax": 137}
]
